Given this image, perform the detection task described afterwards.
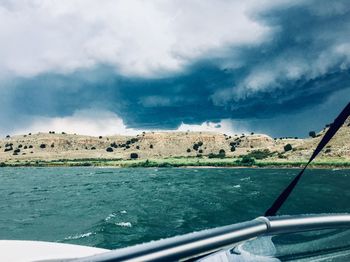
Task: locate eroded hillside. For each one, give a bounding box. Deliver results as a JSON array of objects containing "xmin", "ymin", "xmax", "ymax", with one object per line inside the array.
[{"xmin": 0, "ymin": 118, "xmax": 349, "ymax": 166}]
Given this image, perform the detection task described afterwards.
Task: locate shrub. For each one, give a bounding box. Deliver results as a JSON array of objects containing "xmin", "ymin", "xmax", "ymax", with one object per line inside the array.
[
  {"xmin": 14, "ymin": 148, "xmax": 20, "ymax": 153},
  {"xmin": 325, "ymin": 148, "xmax": 331, "ymax": 153},
  {"xmin": 130, "ymin": 153, "xmax": 138, "ymax": 159},
  {"xmin": 136, "ymin": 145, "xmax": 140, "ymax": 150},
  {"xmin": 193, "ymin": 144, "xmax": 199, "ymax": 151},
  {"xmin": 198, "ymin": 149, "xmax": 203, "ymax": 153},
  {"xmin": 24, "ymin": 145, "xmax": 28, "ymax": 149},
  {"xmin": 230, "ymin": 146, "xmax": 236, "ymax": 152},
  {"xmin": 40, "ymin": 144, "xmax": 46, "ymax": 149},
  {"xmin": 62, "ymin": 132, "xmax": 66, "ymax": 135},
  {"xmin": 6, "ymin": 135, "xmax": 10, "ymax": 138},
  {"xmin": 309, "ymin": 131, "xmax": 316, "ymax": 138},
  {"xmin": 219, "ymin": 149, "xmax": 225, "ymax": 157},
  {"xmin": 28, "ymin": 133, "xmax": 32, "ymax": 135},
  {"xmin": 28, "ymin": 145, "xmax": 33, "ymax": 148},
  {"xmin": 187, "ymin": 148, "xmax": 191, "ymax": 153},
  {"xmin": 91, "ymin": 147, "xmax": 96, "ymax": 150},
  {"xmin": 18, "ymin": 144, "xmax": 23, "ymax": 148},
  {"xmin": 208, "ymin": 153, "xmax": 216, "ymax": 158},
  {"xmin": 208, "ymin": 150, "xmax": 226, "ymax": 159},
  {"xmin": 150, "ymin": 144, "xmax": 153, "ymax": 149},
  {"xmin": 110, "ymin": 142, "xmax": 118, "ymax": 148},
  {"xmin": 4, "ymin": 146, "xmax": 13, "ymax": 152},
  {"xmin": 99, "ymin": 136, "xmax": 102, "ymax": 139},
  {"xmin": 130, "ymin": 138, "xmax": 138, "ymax": 143},
  {"xmin": 278, "ymin": 153, "xmax": 286, "ymax": 159},
  {"xmin": 51, "ymin": 143, "xmax": 55, "ymax": 148},
  {"xmin": 246, "ymin": 149, "xmax": 271, "ymax": 160},
  {"xmin": 240, "ymin": 156, "xmax": 255, "ymax": 166},
  {"xmin": 106, "ymin": 147, "xmax": 113, "ymax": 152},
  {"xmin": 284, "ymin": 144, "xmax": 292, "ymax": 152},
  {"xmin": 197, "ymin": 141, "xmax": 203, "ymax": 146}
]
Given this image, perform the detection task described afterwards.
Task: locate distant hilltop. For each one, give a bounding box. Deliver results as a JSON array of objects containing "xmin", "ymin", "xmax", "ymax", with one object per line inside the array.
[{"xmin": 0, "ymin": 118, "xmax": 349, "ymax": 167}]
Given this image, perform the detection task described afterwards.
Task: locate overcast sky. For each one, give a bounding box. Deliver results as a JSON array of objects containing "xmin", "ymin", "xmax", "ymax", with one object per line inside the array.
[{"xmin": 0, "ymin": 0, "xmax": 349, "ymax": 137}]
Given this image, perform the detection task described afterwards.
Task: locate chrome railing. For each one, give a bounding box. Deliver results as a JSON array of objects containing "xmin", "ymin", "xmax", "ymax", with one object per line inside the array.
[{"xmin": 74, "ymin": 214, "xmax": 350, "ymax": 262}]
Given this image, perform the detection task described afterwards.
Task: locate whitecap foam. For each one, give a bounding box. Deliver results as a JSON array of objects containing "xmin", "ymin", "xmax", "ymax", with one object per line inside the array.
[
  {"xmin": 116, "ymin": 222, "xmax": 132, "ymax": 227},
  {"xmin": 105, "ymin": 213, "xmax": 116, "ymax": 221},
  {"xmin": 64, "ymin": 232, "xmax": 94, "ymax": 240},
  {"xmin": 233, "ymin": 184, "xmax": 241, "ymax": 188},
  {"xmin": 120, "ymin": 210, "xmax": 127, "ymax": 214}
]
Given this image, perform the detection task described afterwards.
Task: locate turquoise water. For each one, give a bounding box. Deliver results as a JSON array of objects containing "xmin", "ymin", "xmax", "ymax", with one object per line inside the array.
[{"xmin": 0, "ymin": 167, "xmax": 349, "ymax": 250}]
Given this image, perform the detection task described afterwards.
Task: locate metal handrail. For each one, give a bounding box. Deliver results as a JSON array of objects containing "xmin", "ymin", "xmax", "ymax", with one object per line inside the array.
[{"xmin": 75, "ymin": 213, "xmax": 350, "ymax": 262}]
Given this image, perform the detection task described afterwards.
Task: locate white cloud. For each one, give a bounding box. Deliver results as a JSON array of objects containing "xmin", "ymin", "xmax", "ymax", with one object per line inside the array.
[
  {"xmin": 0, "ymin": 0, "xmax": 271, "ymax": 78},
  {"xmin": 13, "ymin": 108, "xmax": 247, "ymax": 136},
  {"xmin": 176, "ymin": 119, "xmax": 245, "ymax": 135},
  {"xmin": 14, "ymin": 109, "xmax": 140, "ymax": 136}
]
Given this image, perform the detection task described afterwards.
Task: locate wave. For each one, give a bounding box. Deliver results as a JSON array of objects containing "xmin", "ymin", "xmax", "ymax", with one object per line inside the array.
[
  {"xmin": 64, "ymin": 232, "xmax": 94, "ymax": 240},
  {"xmin": 105, "ymin": 210, "xmax": 128, "ymax": 221},
  {"xmin": 115, "ymin": 222, "xmax": 132, "ymax": 228}
]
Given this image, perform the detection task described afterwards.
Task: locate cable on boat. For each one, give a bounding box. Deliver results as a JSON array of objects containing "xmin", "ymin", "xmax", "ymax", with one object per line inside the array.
[{"xmin": 265, "ymin": 102, "xmax": 350, "ymax": 217}]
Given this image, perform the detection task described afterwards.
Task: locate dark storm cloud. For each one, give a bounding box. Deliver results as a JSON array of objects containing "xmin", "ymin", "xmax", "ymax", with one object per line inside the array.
[{"xmin": 1, "ymin": 0, "xmax": 350, "ymax": 137}]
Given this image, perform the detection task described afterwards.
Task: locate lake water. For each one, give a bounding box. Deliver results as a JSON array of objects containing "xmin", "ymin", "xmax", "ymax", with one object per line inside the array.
[{"xmin": 0, "ymin": 167, "xmax": 349, "ymax": 250}]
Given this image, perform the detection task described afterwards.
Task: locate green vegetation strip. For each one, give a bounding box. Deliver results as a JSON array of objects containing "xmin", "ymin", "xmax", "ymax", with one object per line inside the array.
[{"xmin": 1, "ymin": 157, "xmax": 349, "ymax": 168}]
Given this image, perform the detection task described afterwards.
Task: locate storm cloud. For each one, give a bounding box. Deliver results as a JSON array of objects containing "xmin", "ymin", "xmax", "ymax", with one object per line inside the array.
[{"xmin": 0, "ymin": 0, "xmax": 349, "ymax": 137}]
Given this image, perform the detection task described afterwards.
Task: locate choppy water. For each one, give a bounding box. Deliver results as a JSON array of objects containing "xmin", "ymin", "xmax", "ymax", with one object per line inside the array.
[{"xmin": 0, "ymin": 167, "xmax": 349, "ymax": 250}]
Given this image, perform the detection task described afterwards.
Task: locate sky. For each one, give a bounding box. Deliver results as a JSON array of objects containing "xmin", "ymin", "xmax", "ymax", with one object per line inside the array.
[{"xmin": 0, "ymin": 0, "xmax": 349, "ymax": 138}]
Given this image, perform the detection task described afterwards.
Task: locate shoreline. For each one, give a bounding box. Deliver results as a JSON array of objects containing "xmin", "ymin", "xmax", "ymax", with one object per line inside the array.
[{"xmin": 1, "ymin": 159, "xmax": 349, "ymax": 169}]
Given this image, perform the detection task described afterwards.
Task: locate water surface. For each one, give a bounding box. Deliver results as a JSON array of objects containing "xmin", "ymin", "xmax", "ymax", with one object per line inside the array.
[{"xmin": 0, "ymin": 167, "xmax": 349, "ymax": 249}]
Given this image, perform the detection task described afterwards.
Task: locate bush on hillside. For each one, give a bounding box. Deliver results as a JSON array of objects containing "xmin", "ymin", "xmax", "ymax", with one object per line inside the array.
[
  {"xmin": 246, "ymin": 149, "xmax": 271, "ymax": 160},
  {"xmin": 284, "ymin": 144, "xmax": 292, "ymax": 152},
  {"xmin": 309, "ymin": 131, "xmax": 316, "ymax": 138},
  {"xmin": 241, "ymin": 156, "xmax": 255, "ymax": 165},
  {"xmin": 219, "ymin": 149, "xmax": 225, "ymax": 157},
  {"xmin": 130, "ymin": 153, "xmax": 138, "ymax": 159}
]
